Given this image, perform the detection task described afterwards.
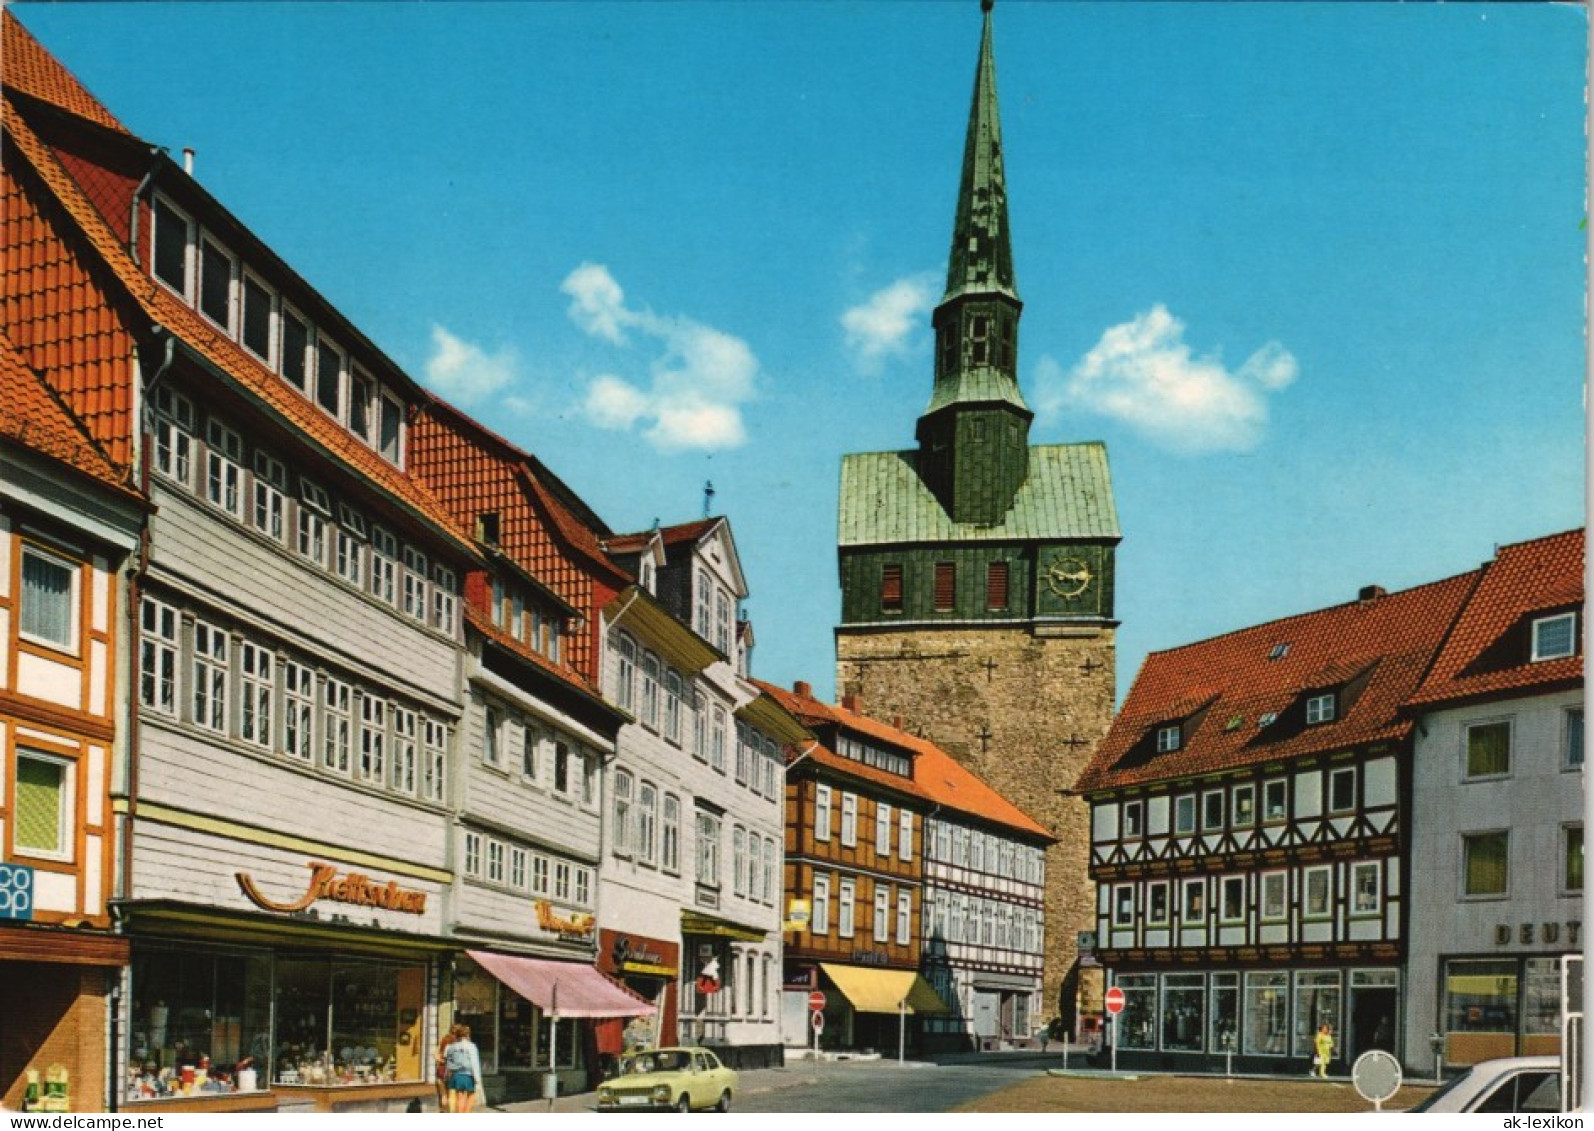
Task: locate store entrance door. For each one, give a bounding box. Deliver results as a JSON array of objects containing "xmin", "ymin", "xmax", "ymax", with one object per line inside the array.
[{"xmin": 1350, "ymin": 986, "xmax": 1398, "ymax": 1059}]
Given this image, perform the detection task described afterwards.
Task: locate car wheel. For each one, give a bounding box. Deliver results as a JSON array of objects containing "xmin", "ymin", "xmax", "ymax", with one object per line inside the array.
[
  {"xmin": 676, "ymin": 1094, "xmax": 692, "ymax": 1113},
  {"xmin": 715, "ymin": 1091, "xmax": 732, "ymax": 1113}
]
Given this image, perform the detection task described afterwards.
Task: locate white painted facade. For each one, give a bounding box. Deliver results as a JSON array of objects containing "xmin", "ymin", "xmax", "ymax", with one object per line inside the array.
[{"xmin": 1405, "ymin": 687, "xmax": 1584, "ymax": 1070}]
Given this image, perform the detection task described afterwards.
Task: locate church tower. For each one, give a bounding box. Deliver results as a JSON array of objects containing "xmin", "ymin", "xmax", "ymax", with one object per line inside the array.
[{"xmin": 835, "ymin": 0, "xmax": 1119, "ymax": 1028}]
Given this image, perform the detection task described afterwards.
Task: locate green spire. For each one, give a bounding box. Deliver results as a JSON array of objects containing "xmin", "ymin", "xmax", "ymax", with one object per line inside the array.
[
  {"xmin": 944, "ymin": 0, "xmax": 1018, "ymax": 305},
  {"xmin": 916, "ymin": 0, "xmax": 1033, "ymax": 526}
]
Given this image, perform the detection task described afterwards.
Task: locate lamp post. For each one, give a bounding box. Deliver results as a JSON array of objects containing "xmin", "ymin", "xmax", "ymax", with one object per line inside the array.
[{"xmin": 898, "ymin": 1000, "xmax": 907, "ymax": 1065}]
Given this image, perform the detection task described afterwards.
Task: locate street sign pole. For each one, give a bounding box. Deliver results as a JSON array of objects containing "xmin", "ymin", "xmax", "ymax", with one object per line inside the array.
[
  {"xmin": 1110, "ymin": 1015, "xmax": 1117, "ymax": 1076},
  {"xmin": 1104, "ymin": 984, "xmax": 1125, "ymax": 1075}
]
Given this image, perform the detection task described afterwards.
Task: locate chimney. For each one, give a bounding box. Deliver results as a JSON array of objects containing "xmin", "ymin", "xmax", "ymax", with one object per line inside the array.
[
  {"xmin": 793, "ymin": 680, "xmax": 812, "ymax": 699},
  {"xmin": 183, "ymin": 147, "xmax": 195, "ymax": 176},
  {"xmin": 841, "ymin": 693, "xmax": 863, "ymax": 714},
  {"xmin": 1358, "ymin": 585, "xmax": 1387, "ymax": 603}
]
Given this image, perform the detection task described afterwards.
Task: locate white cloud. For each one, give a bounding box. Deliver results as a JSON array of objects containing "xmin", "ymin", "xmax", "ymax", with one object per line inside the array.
[
  {"xmin": 1039, "ymin": 304, "xmax": 1297, "ymax": 453},
  {"xmin": 841, "ymin": 273, "xmax": 937, "ymax": 371},
  {"xmin": 423, "ymin": 325, "xmax": 518, "ymax": 406},
  {"xmin": 562, "ymin": 263, "xmax": 758, "ymax": 452}
]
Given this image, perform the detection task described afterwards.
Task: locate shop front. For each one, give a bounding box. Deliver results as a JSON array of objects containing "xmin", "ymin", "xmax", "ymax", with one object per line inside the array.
[
  {"xmin": 1103, "ymin": 966, "xmax": 1401, "ymax": 1075},
  {"xmin": 455, "ymin": 949, "xmax": 651, "ymax": 1102},
  {"xmin": 1, "ymin": 924, "xmax": 128, "ymax": 1113},
  {"xmin": 117, "ymin": 853, "xmax": 454, "ymax": 1113},
  {"xmin": 814, "ymin": 962, "xmax": 947, "ymax": 1055},
  {"xmin": 679, "ymin": 911, "xmax": 783, "ymax": 1069},
  {"xmin": 595, "ymin": 929, "xmax": 680, "ymax": 1053},
  {"xmin": 1439, "ymin": 955, "xmax": 1572, "ymax": 1068}
]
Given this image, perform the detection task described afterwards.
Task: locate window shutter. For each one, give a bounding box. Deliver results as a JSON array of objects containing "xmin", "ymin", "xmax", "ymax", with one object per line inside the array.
[
  {"xmin": 986, "ymin": 561, "xmax": 1009, "ymax": 611},
  {"xmin": 880, "ymin": 564, "xmax": 903, "ymax": 611},
  {"xmin": 934, "ymin": 563, "xmax": 956, "ymax": 612}
]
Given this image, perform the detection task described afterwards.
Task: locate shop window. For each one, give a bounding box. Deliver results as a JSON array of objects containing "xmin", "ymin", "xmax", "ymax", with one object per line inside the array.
[
  {"xmin": 20, "ymin": 544, "xmax": 79, "ymax": 653},
  {"xmin": 1466, "ymin": 720, "xmax": 1511, "ymax": 779},
  {"xmin": 1242, "ymin": 971, "xmax": 1289, "ymax": 1056},
  {"xmin": 15, "ymin": 750, "xmax": 72, "ymax": 861},
  {"xmin": 1116, "ymin": 974, "xmax": 1157, "ymax": 1050},
  {"xmin": 1210, "ymin": 973, "xmax": 1240, "ymax": 1056},
  {"xmin": 1463, "ymin": 830, "xmax": 1509, "ymax": 897},
  {"xmin": 126, "ymin": 947, "xmax": 271, "ymax": 1100},
  {"xmin": 1565, "ymin": 825, "xmax": 1583, "ymax": 893},
  {"xmin": 1161, "ymin": 973, "xmax": 1206, "ymax": 1051},
  {"xmin": 1291, "ymin": 971, "xmax": 1341, "ymax": 1058},
  {"xmin": 1443, "ymin": 958, "xmax": 1518, "ymax": 1064},
  {"xmin": 275, "ymin": 959, "xmax": 426, "ymax": 1086}
]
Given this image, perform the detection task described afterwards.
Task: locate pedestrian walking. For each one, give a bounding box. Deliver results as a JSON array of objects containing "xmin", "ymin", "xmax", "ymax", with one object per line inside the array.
[
  {"xmin": 435, "ymin": 1026, "xmax": 457, "ymax": 1110},
  {"xmin": 1313, "ymin": 1023, "xmax": 1334, "ymax": 1078},
  {"xmin": 444, "ymin": 1024, "xmax": 485, "ymax": 1112}
]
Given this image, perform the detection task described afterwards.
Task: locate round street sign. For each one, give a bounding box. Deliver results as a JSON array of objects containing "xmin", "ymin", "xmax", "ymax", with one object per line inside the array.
[
  {"xmin": 1104, "ymin": 986, "xmax": 1126, "ymax": 1016},
  {"xmin": 1352, "ymin": 1050, "xmax": 1403, "ymax": 1110},
  {"xmin": 808, "ymin": 991, "xmax": 827, "ymax": 1011},
  {"xmin": 811, "ymin": 1010, "xmax": 826, "ymax": 1033}
]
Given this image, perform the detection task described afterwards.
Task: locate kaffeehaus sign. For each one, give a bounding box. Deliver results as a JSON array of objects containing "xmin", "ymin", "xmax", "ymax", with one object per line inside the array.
[{"xmin": 237, "ymin": 861, "xmax": 428, "ymax": 915}]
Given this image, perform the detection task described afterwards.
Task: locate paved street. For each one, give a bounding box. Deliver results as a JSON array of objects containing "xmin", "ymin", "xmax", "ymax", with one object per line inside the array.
[{"xmin": 500, "ymin": 1051, "xmax": 1438, "ymax": 1114}]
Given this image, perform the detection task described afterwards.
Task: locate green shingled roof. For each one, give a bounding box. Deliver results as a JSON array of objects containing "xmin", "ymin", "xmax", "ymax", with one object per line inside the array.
[{"xmin": 838, "ymin": 442, "xmax": 1119, "ymax": 546}]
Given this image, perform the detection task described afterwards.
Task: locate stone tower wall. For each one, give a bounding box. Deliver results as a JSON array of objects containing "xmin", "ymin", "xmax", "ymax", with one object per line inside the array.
[{"xmin": 837, "ymin": 623, "xmax": 1113, "ymax": 1026}]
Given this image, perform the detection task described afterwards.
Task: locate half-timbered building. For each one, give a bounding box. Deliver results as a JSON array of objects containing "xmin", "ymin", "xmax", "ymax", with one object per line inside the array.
[
  {"xmin": 915, "ymin": 743, "xmax": 1052, "ymax": 1053},
  {"xmin": 602, "ymin": 521, "xmax": 806, "ymax": 1068},
  {"xmin": 1402, "ymin": 529, "xmax": 1584, "ymax": 1072},
  {"xmin": 758, "ymin": 681, "xmax": 946, "ymax": 1054},
  {"xmin": 1076, "ymin": 572, "xmax": 1476, "ymax": 1074},
  {"xmin": 0, "ymin": 338, "xmax": 145, "ymax": 1112}
]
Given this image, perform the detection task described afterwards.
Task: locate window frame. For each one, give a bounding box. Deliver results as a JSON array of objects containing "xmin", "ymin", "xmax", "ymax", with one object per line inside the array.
[
  {"xmin": 151, "ymin": 194, "xmax": 195, "ymax": 299},
  {"xmin": 1564, "ymin": 824, "xmax": 1583, "ymax": 895},
  {"xmin": 197, "ymin": 231, "xmax": 237, "ymax": 333},
  {"xmin": 1232, "ymin": 783, "xmax": 1256, "ymax": 828},
  {"xmin": 1262, "ymin": 778, "xmax": 1288, "ymax": 822},
  {"xmin": 18, "ymin": 542, "xmax": 82, "ymax": 655},
  {"xmin": 1201, "ymin": 790, "xmax": 1225, "ymax": 832},
  {"xmin": 1349, "ymin": 860, "xmax": 1380, "ymax": 917},
  {"xmin": 840, "ymin": 792, "xmax": 858, "ymax": 847},
  {"xmin": 13, "ymin": 748, "xmax": 75, "ymax": 863},
  {"xmin": 1180, "ymin": 877, "xmax": 1205, "ymax": 922},
  {"xmin": 1155, "ymin": 723, "xmax": 1182, "ymax": 753},
  {"xmin": 1173, "ymin": 794, "xmax": 1197, "ymax": 836},
  {"xmin": 1259, "ymin": 870, "xmax": 1288, "ymax": 921},
  {"xmin": 1302, "ymin": 864, "xmax": 1332, "ymax": 919},
  {"xmin": 1220, "ymin": 875, "xmax": 1246, "ymax": 923},
  {"xmin": 1566, "ymin": 707, "xmax": 1585, "ymax": 770},
  {"xmin": 1462, "ymin": 829, "xmax": 1510, "ymax": 899},
  {"xmin": 1327, "ymin": 766, "xmax": 1357, "ymax": 814},
  {"xmin": 1531, "ymin": 612, "xmax": 1578, "ymax": 662},
  {"xmin": 1464, "ymin": 719, "xmax": 1513, "ymax": 781},
  {"xmin": 1305, "ymin": 691, "xmax": 1337, "ymax": 726}
]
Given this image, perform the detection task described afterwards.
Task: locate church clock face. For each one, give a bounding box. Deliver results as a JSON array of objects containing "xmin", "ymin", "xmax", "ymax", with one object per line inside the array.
[{"xmin": 1045, "ymin": 556, "xmax": 1094, "ymax": 599}]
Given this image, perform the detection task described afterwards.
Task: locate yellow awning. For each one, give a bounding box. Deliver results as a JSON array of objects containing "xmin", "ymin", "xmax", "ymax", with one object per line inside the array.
[{"xmin": 819, "ymin": 963, "xmax": 947, "ymax": 1015}]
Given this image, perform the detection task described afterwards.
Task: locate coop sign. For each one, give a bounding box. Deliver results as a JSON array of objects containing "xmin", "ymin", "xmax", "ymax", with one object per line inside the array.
[
  {"xmin": 0, "ymin": 863, "xmax": 34, "ymax": 920},
  {"xmin": 237, "ymin": 861, "xmax": 428, "ymax": 916}
]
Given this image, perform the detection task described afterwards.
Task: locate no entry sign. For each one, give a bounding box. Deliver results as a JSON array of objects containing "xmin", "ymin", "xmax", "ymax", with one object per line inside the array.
[
  {"xmin": 1104, "ymin": 986, "xmax": 1126, "ymax": 1016},
  {"xmin": 808, "ymin": 991, "xmax": 827, "ymax": 1011}
]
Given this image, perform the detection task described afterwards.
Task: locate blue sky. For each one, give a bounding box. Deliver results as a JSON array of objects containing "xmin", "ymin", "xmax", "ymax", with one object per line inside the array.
[{"xmin": 20, "ymin": 2, "xmax": 1586, "ymax": 704}]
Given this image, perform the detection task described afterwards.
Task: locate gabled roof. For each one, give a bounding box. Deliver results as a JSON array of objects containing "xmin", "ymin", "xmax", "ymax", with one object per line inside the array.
[
  {"xmin": 1406, "ymin": 529, "xmax": 1584, "ymax": 709},
  {"xmin": 2, "ymin": 15, "xmax": 130, "ymax": 136},
  {"xmin": 754, "ymin": 679, "xmax": 1049, "ymax": 838},
  {"xmin": 1077, "ymin": 570, "xmax": 1480, "ymax": 793},
  {"xmin": 0, "ymin": 39, "xmax": 478, "ymax": 561},
  {"xmin": 0, "ymin": 330, "xmax": 138, "ymax": 497},
  {"xmin": 839, "ymin": 443, "xmax": 1118, "ymax": 546},
  {"xmin": 613, "ymin": 516, "xmax": 748, "ymax": 598}
]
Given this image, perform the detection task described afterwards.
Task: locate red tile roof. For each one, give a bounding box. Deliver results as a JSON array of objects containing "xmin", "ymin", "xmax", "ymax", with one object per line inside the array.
[
  {"xmin": 2, "ymin": 15, "xmax": 130, "ymax": 135},
  {"xmin": 1077, "ymin": 571, "xmax": 1480, "ymax": 793},
  {"xmin": 0, "ymin": 329, "xmax": 138, "ymax": 497},
  {"xmin": 464, "ymin": 605, "xmax": 606, "ymax": 703},
  {"xmin": 754, "ymin": 679, "xmax": 1050, "ymax": 838},
  {"xmin": 1406, "ymin": 528, "xmax": 1584, "ymax": 708},
  {"xmin": 1, "ymin": 40, "xmax": 478, "ymax": 560},
  {"xmin": 611, "ymin": 517, "xmax": 721, "ymax": 553}
]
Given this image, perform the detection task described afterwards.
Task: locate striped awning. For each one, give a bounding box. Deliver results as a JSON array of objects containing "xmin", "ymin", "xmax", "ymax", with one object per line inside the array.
[{"xmin": 467, "ymin": 950, "xmax": 651, "ymax": 1018}]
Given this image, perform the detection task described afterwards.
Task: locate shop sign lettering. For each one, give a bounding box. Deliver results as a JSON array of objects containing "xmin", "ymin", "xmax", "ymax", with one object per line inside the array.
[
  {"xmin": 0, "ymin": 863, "xmax": 34, "ymax": 921},
  {"xmin": 535, "ymin": 899, "xmax": 595, "ymax": 937},
  {"xmin": 236, "ymin": 861, "xmax": 427, "ymax": 915},
  {"xmin": 1495, "ymin": 921, "xmax": 1581, "ymax": 947}
]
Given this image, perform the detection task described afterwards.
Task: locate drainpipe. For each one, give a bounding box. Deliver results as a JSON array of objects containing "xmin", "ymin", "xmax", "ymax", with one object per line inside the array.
[
  {"xmin": 120, "ymin": 329, "xmax": 174, "ymax": 903},
  {"xmin": 126, "ymin": 147, "xmax": 164, "ymax": 262}
]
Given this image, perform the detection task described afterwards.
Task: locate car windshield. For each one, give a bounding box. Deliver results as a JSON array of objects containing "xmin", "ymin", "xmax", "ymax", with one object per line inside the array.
[
  {"xmin": 1407, "ymin": 1067, "xmax": 1476, "ymax": 1113},
  {"xmin": 625, "ymin": 1050, "xmax": 688, "ymax": 1075}
]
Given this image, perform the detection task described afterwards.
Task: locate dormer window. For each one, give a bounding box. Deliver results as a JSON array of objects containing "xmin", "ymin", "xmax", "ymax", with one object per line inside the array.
[
  {"xmin": 199, "ymin": 236, "xmax": 235, "ymax": 331},
  {"xmin": 1268, "ymin": 643, "xmax": 1290, "ymax": 661},
  {"xmin": 152, "ymin": 195, "xmax": 193, "ymax": 297},
  {"xmin": 1155, "ymin": 724, "xmax": 1182, "ymax": 753},
  {"xmin": 477, "ymin": 512, "xmax": 501, "ymax": 545},
  {"xmin": 1532, "ymin": 612, "xmax": 1577, "ymax": 662},
  {"xmin": 1305, "ymin": 692, "xmax": 1337, "ymax": 725}
]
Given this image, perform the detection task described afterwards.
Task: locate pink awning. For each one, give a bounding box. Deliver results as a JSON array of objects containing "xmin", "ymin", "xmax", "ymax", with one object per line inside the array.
[{"xmin": 466, "ymin": 950, "xmax": 651, "ymax": 1019}]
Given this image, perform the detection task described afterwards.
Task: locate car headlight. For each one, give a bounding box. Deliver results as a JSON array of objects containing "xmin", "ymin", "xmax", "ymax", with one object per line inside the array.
[
  {"xmin": 597, "ymin": 1087, "xmax": 614, "ymax": 1105},
  {"xmin": 652, "ymin": 1085, "xmax": 672, "ymax": 1103}
]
